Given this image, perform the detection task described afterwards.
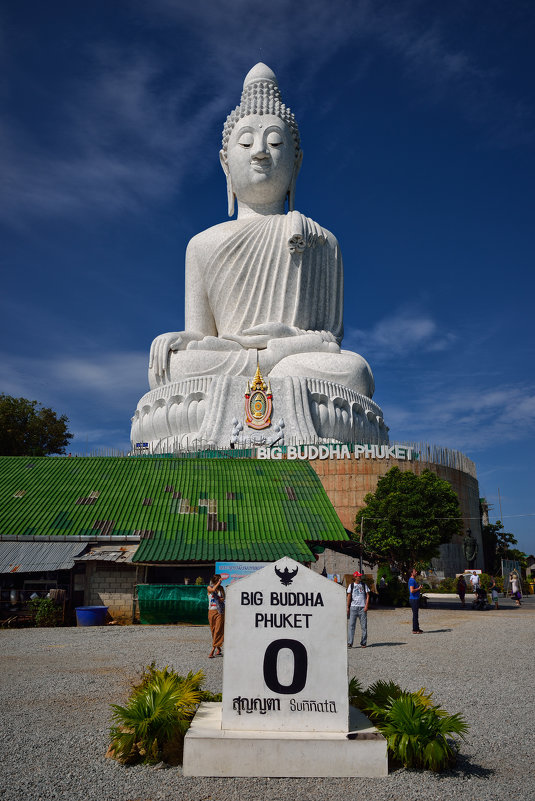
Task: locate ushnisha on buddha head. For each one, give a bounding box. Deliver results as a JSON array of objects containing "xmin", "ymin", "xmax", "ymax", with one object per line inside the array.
[{"xmin": 220, "ymin": 63, "xmax": 304, "ymax": 217}]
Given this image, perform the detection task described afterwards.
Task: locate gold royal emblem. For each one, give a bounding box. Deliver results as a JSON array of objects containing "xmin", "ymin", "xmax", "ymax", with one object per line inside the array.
[{"xmin": 245, "ymin": 364, "xmax": 273, "ymax": 430}]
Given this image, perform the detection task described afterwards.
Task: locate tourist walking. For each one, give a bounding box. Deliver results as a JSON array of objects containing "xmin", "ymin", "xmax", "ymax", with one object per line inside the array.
[
  {"xmin": 408, "ymin": 568, "xmax": 423, "ymax": 633},
  {"xmin": 347, "ymin": 571, "xmax": 370, "ymax": 647},
  {"xmin": 489, "ymin": 576, "xmax": 500, "ymax": 609},
  {"xmin": 509, "ymin": 570, "xmax": 522, "ymax": 607},
  {"xmin": 207, "ymin": 574, "xmax": 225, "ymax": 657},
  {"xmin": 470, "ymin": 571, "xmax": 480, "ymax": 594},
  {"xmin": 456, "ymin": 574, "xmax": 466, "ymax": 607}
]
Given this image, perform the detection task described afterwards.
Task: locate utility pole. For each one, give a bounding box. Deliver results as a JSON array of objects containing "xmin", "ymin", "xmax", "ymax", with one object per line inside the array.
[{"xmin": 359, "ymin": 517, "xmax": 364, "ymax": 574}]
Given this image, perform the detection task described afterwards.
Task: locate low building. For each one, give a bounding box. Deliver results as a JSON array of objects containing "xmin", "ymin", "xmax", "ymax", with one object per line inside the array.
[
  {"xmin": 0, "ymin": 445, "xmax": 481, "ymax": 621},
  {"xmin": 0, "ymin": 455, "xmax": 349, "ymax": 621}
]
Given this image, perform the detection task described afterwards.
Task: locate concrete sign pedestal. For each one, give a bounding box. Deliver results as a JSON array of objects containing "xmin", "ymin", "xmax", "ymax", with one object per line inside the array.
[
  {"xmin": 183, "ymin": 703, "xmax": 387, "ymax": 777},
  {"xmin": 183, "ymin": 557, "xmax": 387, "ymax": 777}
]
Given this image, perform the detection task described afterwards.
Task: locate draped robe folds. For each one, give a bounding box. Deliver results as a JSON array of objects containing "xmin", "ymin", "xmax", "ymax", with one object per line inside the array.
[
  {"xmin": 204, "ymin": 212, "xmax": 343, "ymax": 340},
  {"xmin": 158, "ymin": 211, "xmax": 373, "ymax": 396}
]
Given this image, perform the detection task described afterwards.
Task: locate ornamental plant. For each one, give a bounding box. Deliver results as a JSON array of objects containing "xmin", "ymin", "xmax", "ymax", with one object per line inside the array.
[
  {"xmin": 109, "ymin": 664, "xmax": 220, "ymax": 765},
  {"xmin": 376, "ymin": 577, "xmax": 410, "ymax": 607},
  {"xmin": 348, "ymin": 677, "xmax": 468, "ymax": 772},
  {"xmin": 479, "ymin": 573, "xmax": 503, "ymax": 592},
  {"xmin": 28, "ymin": 597, "xmax": 62, "ymax": 627}
]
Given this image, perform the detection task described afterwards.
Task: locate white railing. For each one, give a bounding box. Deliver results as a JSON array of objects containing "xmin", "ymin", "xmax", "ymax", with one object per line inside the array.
[{"xmin": 65, "ymin": 439, "xmax": 476, "ymax": 479}]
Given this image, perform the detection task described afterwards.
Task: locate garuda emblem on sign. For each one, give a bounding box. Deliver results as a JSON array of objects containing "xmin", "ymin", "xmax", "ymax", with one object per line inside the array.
[{"xmin": 245, "ymin": 364, "xmax": 272, "ymax": 430}]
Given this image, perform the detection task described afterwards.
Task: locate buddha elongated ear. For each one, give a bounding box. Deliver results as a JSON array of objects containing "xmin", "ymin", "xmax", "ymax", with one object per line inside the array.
[
  {"xmin": 287, "ymin": 149, "xmax": 303, "ymax": 212},
  {"xmin": 220, "ymin": 149, "xmax": 235, "ymax": 217}
]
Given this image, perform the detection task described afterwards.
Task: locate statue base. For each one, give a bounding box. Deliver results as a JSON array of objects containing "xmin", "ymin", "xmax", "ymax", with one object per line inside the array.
[
  {"xmin": 183, "ymin": 702, "xmax": 388, "ymax": 777},
  {"xmin": 130, "ymin": 375, "xmax": 388, "ymax": 451}
]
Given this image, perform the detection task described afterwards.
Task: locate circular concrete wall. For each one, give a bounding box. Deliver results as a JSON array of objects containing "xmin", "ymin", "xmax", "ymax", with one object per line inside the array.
[{"xmin": 309, "ymin": 456, "xmax": 482, "ymax": 577}]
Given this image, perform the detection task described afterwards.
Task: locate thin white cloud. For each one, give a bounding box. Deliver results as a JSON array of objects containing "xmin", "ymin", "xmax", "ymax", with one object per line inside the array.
[
  {"xmin": 350, "ymin": 309, "xmax": 535, "ymax": 452},
  {"xmin": 0, "ymin": 351, "xmax": 147, "ymax": 412},
  {"xmin": 0, "ymin": 50, "xmax": 189, "ymax": 227},
  {"xmin": 2, "ymin": 1, "xmax": 530, "ymax": 226},
  {"xmin": 145, "ymin": 0, "xmax": 531, "ymax": 143},
  {"xmin": 346, "ymin": 308, "xmax": 457, "ymax": 362},
  {"xmin": 146, "ymin": 0, "xmax": 484, "ymax": 95},
  {"xmin": 0, "ymin": 350, "xmax": 148, "ymax": 452},
  {"xmin": 384, "ymin": 383, "xmax": 535, "ymax": 452}
]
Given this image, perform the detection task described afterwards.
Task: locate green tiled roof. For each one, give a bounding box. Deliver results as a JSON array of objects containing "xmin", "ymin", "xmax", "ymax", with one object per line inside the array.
[{"xmin": 0, "ymin": 456, "xmax": 348, "ymax": 563}]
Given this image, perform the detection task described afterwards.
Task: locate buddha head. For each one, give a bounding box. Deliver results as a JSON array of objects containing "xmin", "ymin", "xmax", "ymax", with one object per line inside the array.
[{"xmin": 220, "ymin": 64, "xmax": 303, "ymax": 216}]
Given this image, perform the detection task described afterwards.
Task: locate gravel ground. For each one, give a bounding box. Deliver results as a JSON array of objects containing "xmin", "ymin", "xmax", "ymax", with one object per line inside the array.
[{"xmin": 0, "ymin": 595, "xmax": 533, "ymax": 801}]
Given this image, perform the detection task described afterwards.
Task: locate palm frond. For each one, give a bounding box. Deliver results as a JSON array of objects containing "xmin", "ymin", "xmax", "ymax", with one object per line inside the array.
[
  {"xmin": 348, "ymin": 676, "xmax": 365, "ymax": 708},
  {"xmin": 366, "ymin": 680, "xmax": 404, "ymax": 706},
  {"xmin": 108, "ymin": 665, "xmax": 205, "ymax": 764}
]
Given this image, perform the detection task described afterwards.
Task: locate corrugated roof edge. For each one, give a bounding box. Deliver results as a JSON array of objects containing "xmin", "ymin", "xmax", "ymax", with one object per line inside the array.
[
  {"xmin": 0, "ymin": 534, "xmax": 141, "ymax": 542},
  {"xmin": 132, "ymin": 540, "xmax": 317, "ymax": 565}
]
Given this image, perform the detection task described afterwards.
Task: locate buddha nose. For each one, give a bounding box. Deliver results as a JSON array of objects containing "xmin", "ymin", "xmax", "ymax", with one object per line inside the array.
[{"xmin": 252, "ymin": 142, "xmax": 269, "ymax": 159}]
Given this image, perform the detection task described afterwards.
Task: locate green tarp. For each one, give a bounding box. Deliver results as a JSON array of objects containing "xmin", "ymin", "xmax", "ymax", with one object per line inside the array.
[{"xmin": 137, "ymin": 584, "xmax": 208, "ymax": 625}]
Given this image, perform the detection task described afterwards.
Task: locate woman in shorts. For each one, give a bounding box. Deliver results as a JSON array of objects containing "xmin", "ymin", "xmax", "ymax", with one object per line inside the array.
[{"xmin": 489, "ymin": 576, "xmax": 499, "ymax": 609}]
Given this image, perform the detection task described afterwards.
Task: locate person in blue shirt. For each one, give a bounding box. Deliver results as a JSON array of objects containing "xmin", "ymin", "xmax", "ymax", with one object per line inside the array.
[{"xmin": 408, "ymin": 568, "xmax": 424, "ymax": 634}]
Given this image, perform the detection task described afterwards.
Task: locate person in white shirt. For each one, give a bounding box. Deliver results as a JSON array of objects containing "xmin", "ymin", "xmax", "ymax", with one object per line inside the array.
[
  {"xmin": 509, "ymin": 571, "xmax": 522, "ymax": 607},
  {"xmin": 470, "ymin": 572, "xmax": 480, "ymax": 593},
  {"xmin": 347, "ymin": 571, "xmax": 370, "ymax": 648}
]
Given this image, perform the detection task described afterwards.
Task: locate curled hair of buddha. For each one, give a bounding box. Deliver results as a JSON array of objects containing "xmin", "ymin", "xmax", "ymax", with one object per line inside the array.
[{"xmin": 221, "ymin": 63, "xmax": 301, "ymax": 161}]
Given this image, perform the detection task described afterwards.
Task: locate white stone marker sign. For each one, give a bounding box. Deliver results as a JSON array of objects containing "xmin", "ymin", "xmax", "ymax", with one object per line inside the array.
[
  {"xmin": 221, "ymin": 556, "xmax": 348, "ymax": 732},
  {"xmin": 183, "ymin": 555, "xmax": 388, "ymax": 776}
]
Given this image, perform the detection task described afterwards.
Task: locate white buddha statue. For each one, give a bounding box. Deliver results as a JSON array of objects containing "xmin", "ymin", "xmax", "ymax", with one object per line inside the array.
[
  {"xmin": 148, "ymin": 63, "xmax": 375, "ymax": 399},
  {"xmin": 132, "ymin": 64, "xmax": 387, "ymax": 450}
]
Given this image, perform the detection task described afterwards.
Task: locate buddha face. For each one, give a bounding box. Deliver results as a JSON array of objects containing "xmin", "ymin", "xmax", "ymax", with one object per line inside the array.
[{"xmin": 223, "ymin": 114, "xmax": 297, "ymax": 208}]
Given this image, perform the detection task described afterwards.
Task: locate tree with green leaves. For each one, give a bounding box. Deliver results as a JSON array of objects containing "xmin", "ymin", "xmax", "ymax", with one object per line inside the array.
[
  {"xmin": 481, "ymin": 519, "xmax": 526, "ymax": 575},
  {"xmin": 0, "ymin": 394, "xmax": 73, "ymax": 456},
  {"xmin": 354, "ymin": 466, "xmax": 462, "ymax": 577}
]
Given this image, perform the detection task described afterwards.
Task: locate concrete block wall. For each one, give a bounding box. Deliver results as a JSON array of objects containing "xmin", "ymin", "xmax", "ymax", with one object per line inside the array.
[{"xmin": 86, "ymin": 562, "xmax": 137, "ymax": 622}]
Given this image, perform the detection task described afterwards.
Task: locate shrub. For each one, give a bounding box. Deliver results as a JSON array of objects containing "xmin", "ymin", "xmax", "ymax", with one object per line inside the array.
[
  {"xmin": 376, "ymin": 563, "xmax": 394, "ymax": 584},
  {"xmin": 437, "ymin": 576, "xmax": 458, "ymax": 593},
  {"xmin": 348, "ymin": 677, "xmax": 468, "ymax": 771},
  {"xmin": 424, "ymin": 576, "xmax": 471, "ymax": 593},
  {"xmin": 28, "ymin": 597, "xmax": 62, "ymax": 627},
  {"xmin": 377, "ymin": 578, "xmax": 409, "ymax": 607},
  {"xmin": 129, "ymin": 661, "xmax": 222, "ymax": 702},
  {"xmin": 349, "ymin": 678, "xmax": 434, "ymax": 714},
  {"xmin": 379, "ymin": 695, "xmax": 468, "ymax": 771},
  {"xmin": 109, "ymin": 664, "xmax": 218, "ymax": 765},
  {"xmin": 479, "ymin": 573, "xmax": 503, "ymax": 592}
]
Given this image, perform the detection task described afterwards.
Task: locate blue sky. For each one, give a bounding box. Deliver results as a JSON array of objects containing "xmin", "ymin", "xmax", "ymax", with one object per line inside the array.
[{"xmin": 1, "ymin": 1, "xmax": 534, "ymax": 554}]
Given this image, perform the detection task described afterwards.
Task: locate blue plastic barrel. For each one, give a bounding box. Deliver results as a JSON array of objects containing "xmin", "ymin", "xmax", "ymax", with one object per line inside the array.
[{"xmin": 75, "ymin": 606, "xmax": 108, "ymax": 626}]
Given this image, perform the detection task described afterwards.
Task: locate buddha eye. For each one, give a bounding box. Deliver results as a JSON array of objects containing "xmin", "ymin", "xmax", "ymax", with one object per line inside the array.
[
  {"xmin": 238, "ymin": 132, "xmax": 254, "ymax": 148},
  {"xmin": 267, "ymin": 132, "xmax": 283, "ymax": 148}
]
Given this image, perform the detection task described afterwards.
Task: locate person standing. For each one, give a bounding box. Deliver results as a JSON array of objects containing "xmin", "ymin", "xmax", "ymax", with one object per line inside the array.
[
  {"xmin": 207, "ymin": 574, "xmax": 225, "ymax": 658},
  {"xmin": 489, "ymin": 576, "xmax": 499, "ymax": 609},
  {"xmin": 456, "ymin": 574, "xmax": 466, "ymax": 608},
  {"xmin": 509, "ymin": 570, "xmax": 522, "ymax": 607},
  {"xmin": 408, "ymin": 568, "xmax": 423, "ymax": 634},
  {"xmin": 470, "ymin": 571, "xmax": 480, "ymax": 594},
  {"xmin": 346, "ymin": 571, "xmax": 370, "ymax": 648}
]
